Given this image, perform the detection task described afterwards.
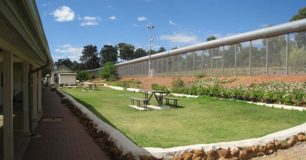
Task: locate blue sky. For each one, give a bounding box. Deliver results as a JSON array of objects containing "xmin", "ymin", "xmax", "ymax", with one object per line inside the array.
[{"xmin": 37, "ymin": 0, "xmax": 306, "ymax": 62}]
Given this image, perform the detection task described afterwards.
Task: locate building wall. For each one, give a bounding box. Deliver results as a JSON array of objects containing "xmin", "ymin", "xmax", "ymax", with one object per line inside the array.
[{"xmin": 59, "ymin": 74, "xmax": 76, "ymax": 85}]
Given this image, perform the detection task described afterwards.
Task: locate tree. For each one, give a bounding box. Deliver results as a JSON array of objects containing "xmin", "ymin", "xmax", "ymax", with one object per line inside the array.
[
  {"xmin": 72, "ymin": 61, "xmax": 82, "ymax": 71},
  {"xmin": 206, "ymin": 36, "xmax": 217, "ymax": 41},
  {"xmin": 290, "ymin": 7, "xmax": 306, "ymax": 49},
  {"xmin": 134, "ymin": 48, "xmax": 147, "ymax": 58},
  {"xmin": 55, "ymin": 58, "xmax": 73, "ymax": 68},
  {"xmin": 80, "ymin": 45, "xmax": 100, "ymax": 69},
  {"xmin": 99, "ymin": 62, "xmax": 118, "ymax": 81},
  {"xmin": 55, "ymin": 58, "xmax": 83, "ymax": 71},
  {"xmin": 117, "ymin": 43, "xmax": 135, "ymax": 60},
  {"xmin": 157, "ymin": 47, "xmax": 166, "ymax": 53},
  {"xmin": 147, "ymin": 49, "xmax": 157, "ymax": 55},
  {"xmin": 100, "ymin": 45, "xmax": 118, "ymax": 65},
  {"xmin": 77, "ymin": 71, "xmax": 90, "ymax": 81},
  {"xmin": 290, "ymin": 7, "xmax": 306, "ymax": 21}
]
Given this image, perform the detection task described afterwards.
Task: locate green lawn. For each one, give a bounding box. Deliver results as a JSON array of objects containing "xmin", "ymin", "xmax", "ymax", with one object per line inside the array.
[{"xmin": 62, "ymin": 87, "xmax": 306, "ymax": 148}]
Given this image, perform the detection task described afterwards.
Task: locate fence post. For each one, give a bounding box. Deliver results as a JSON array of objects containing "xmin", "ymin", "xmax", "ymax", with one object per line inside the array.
[
  {"xmin": 211, "ymin": 49, "xmax": 213, "ymax": 77},
  {"xmin": 192, "ymin": 51, "xmax": 195, "ymax": 76},
  {"xmin": 185, "ymin": 55, "xmax": 187, "ymax": 75},
  {"xmin": 266, "ymin": 38, "xmax": 269, "ymax": 76},
  {"xmin": 201, "ymin": 50, "xmax": 204, "ymax": 73},
  {"xmin": 286, "ymin": 33, "xmax": 289, "ymax": 75},
  {"xmin": 222, "ymin": 46, "xmax": 224, "ymax": 76},
  {"xmin": 166, "ymin": 54, "xmax": 169, "ymax": 76},
  {"xmin": 177, "ymin": 55, "xmax": 180, "ymax": 77},
  {"xmin": 249, "ymin": 41, "xmax": 252, "ymax": 76},
  {"xmin": 234, "ymin": 44, "xmax": 237, "ymax": 76}
]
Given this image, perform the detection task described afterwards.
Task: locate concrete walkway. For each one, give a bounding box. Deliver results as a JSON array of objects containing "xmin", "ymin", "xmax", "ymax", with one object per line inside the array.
[{"xmin": 22, "ymin": 87, "xmax": 109, "ymax": 160}]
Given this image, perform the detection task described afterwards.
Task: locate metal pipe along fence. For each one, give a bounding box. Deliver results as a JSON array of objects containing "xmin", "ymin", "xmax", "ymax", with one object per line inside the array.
[{"xmin": 89, "ymin": 19, "xmax": 306, "ymax": 77}]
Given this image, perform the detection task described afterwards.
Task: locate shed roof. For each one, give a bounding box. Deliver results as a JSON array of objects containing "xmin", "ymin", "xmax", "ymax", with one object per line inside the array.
[{"xmin": 53, "ymin": 65, "xmax": 75, "ymax": 73}]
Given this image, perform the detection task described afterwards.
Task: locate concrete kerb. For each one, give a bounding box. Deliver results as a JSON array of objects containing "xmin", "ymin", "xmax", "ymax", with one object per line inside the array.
[
  {"xmin": 59, "ymin": 90, "xmax": 151, "ymax": 159},
  {"xmin": 103, "ymin": 84, "xmax": 124, "ymax": 90},
  {"xmin": 246, "ymin": 101, "xmax": 306, "ymax": 112},
  {"xmin": 145, "ymin": 123, "xmax": 306, "ymax": 158}
]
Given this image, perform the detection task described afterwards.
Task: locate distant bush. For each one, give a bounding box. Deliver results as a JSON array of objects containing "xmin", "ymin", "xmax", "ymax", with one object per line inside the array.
[
  {"xmin": 151, "ymin": 83, "xmax": 169, "ymax": 91},
  {"xmin": 171, "ymin": 78, "xmax": 185, "ymax": 93},
  {"xmin": 171, "ymin": 78, "xmax": 184, "ymax": 88},
  {"xmin": 112, "ymin": 81, "xmax": 130, "ymax": 88},
  {"xmin": 77, "ymin": 71, "xmax": 90, "ymax": 81},
  {"xmin": 110, "ymin": 79, "xmax": 142, "ymax": 88},
  {"xmin": 195, "ymin": 73, "xmax": 205, "ymax": 79},
  {"xmin": 100, "ymin": 62, "xmax": 118, "ymax": 81}
]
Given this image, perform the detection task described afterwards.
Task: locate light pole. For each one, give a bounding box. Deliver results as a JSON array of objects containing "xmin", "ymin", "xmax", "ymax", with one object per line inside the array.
[{"xmin": 146, "ymin": 24, "xmax": 154, "ymax": 77}]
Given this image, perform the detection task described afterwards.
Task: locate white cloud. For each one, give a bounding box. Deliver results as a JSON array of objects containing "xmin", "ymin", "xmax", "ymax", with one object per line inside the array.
[
  {"xmin": 137, "ymin": 16, "xmax": 147, "ymax": 22},
  {"xmin": 169, "ymin": 20, "xmax": 176, "ymax": 26},
  {"xmin": 51, "ymin": 5, "xmax": 75, "ymax": 22},
  {"xmin": 55, "ymin": 44, "xmax": 83, "ymax": 61},
  {"xmin": 80, "ymin": 16, "xmax": 100, "ymax": 26},
  {"xmin": 132, "ymin": 24, "xmax": 140, "ymax": 27},
  {"xmin": 109, "ymin": 16, "xmax": 117, "ymax": 20},
  {"xmin": 160, "ymin": 33, "xmax": 200, "ymax": 44}
]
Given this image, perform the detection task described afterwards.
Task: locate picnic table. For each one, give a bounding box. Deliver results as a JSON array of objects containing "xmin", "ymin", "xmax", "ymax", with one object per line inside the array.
[{"xmin": 144, "ymin": 90, "xmax": 170, "ymax": 106}]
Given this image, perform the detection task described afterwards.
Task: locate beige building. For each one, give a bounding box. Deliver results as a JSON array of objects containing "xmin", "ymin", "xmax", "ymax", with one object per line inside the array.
[
  {"xmin": 51, "ymin": 65, "xmax": 77, "ymax": 85},
  {"xmin": 0, "ymin": 0, "xmax": 53, "ymax": 159}
]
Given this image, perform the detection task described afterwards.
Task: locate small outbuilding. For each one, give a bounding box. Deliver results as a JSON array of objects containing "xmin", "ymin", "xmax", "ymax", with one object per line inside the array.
[{"xmin": 51, "ymin": 65, "xmax": 76, "ymax": 85}]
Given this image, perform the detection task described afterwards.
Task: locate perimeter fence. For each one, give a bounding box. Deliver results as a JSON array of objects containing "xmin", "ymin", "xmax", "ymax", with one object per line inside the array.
[{"xmin": 88, "ymin": 19, "xmax": 306, "ymax": 77}]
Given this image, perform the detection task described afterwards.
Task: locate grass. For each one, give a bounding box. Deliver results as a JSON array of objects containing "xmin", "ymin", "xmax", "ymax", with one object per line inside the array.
[{"xmin": 62, "ymin": 87, "xmax": 306, "ymax": 148}]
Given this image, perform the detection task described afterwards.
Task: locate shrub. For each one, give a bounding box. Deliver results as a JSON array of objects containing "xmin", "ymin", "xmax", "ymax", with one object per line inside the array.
[
  {"xmin": 151, "ymin": 83, "xmax": 169, "ymax": 91},
  {"xmin": 171, "ymin": 78, "xmax": 184, "ymax": 88},
  {"xmin": 77, "ymin": 71, "xmax": 90, "ymax": 82},
  {"xmin": 112, "ymin": 81, "xmax": 130, "ymax": 88},
  {"xmin": 172, "ymin": 79, "xmax": 306, "ymax": 106},
  {"xmin": 100, "ymin": 62, "xmax": 118, "ymax": 81},
  {"xmin": 195, "ymin": 73, "xmax": 205, "ymax": 79}
]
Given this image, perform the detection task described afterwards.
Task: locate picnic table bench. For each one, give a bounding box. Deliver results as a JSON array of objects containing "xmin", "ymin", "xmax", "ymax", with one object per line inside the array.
[
  {"xmin": 145, "ymin": 90, "xmax": 170, "ymax": 106},
  {"xmin": 130, "ymin": 97, "xmax": 149, "ymax": 108},
  {"xmin": 164, "ymin": 97, "xmax": 179, "ymax": 107}
]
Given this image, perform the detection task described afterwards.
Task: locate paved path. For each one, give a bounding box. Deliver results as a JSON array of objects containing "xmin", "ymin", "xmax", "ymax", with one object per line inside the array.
[{"xmin": 22, "ymin": 88, "xmax": 109, "ymax": 160}]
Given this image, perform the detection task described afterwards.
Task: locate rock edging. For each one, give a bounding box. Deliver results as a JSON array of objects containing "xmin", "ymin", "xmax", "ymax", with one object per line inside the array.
[{"xmin": 170, "ymin": 133, "xmax": 306, "ymax": 160}]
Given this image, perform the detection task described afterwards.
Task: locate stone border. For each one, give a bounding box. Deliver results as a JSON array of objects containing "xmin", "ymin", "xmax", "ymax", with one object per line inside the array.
[
  {"xmin": 170, "ymin": 93, "xmax": 198, "ymax": 98},
  {"xmin": 146, "ymin": 125, "xmax": 306, "ymax": 159},
  {"xmin": 104, "ymin": 84, "xmax": 124, "ymax": 90},
  {"xmin": 246, "ymin": 101, "xmax": 306, "ymax": 112},
  {"xmin": 56, "ymin": 88, "xmax": 306, "ymax": 160},
  {"xmin": 127, "ymin": 88, "xmax": 142, "ymax": 92}
]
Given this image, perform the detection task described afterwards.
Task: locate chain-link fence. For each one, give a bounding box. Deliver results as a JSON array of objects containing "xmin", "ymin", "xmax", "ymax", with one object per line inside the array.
[{"xmin": 94, "ymin": 20, "xmax": 306, "ymax": 78}]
